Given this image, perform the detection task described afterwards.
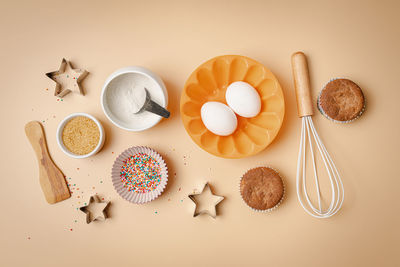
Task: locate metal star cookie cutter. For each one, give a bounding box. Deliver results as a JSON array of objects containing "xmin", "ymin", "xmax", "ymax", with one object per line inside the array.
[
  {"xmin": 46, "ymin": 58, "xmax": 88, "ymax": 98},
  {"xmin": 188, "ymin": 182, "xmax": 224, "ymax": 219},
  {"xmin": 79, "ymin": 195, "xmax": 110, "ymax": 224}
]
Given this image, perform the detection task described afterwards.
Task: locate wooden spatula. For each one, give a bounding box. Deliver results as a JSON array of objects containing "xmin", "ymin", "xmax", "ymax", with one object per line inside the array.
[{"xmin": 25, "ymin": 121, "xmax": 70, "ymax": 204}]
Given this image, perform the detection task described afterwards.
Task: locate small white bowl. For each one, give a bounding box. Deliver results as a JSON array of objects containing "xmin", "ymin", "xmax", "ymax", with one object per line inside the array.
[
  {"xmin": 101, "ymin": 66, "xmax": 168, "ymax": 131},
  {"xmin": 56, "ymin": 113, "xmax": 105, "ymax": 159}
]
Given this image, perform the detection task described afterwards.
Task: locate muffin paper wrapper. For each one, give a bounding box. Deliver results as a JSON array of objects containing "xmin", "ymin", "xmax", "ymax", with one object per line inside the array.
[
  {"xmin": 239, "ymin": 166, "xmax": 285, "ymax": 213},
  {"xmin": 111, "ymin": 146, "xmax": 168, "ymax": 204},
  {"xmin": 317, "ymin": 77, "xmax": 366, "ymax": 124}
]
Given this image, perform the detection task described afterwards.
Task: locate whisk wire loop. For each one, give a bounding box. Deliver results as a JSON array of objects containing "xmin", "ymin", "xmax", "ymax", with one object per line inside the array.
[{"xmin": 296, "ymin": 116, "xmax": 344, "ymax": 218}]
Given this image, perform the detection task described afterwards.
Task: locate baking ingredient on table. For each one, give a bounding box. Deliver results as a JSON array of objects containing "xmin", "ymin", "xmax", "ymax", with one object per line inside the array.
[
  {"xmin": 291, "ymin": 51, "xmax": 344, "ymax": 218},
  {"xmin": 240, "ymin": 167, "xmax": 284, "ymax": 211},
  {"xmin": 201, "ymin": 102, "xmax": 237, "ymax": 136},
  {"xmin": 225, "ymin": 81, "xmax": 261, "ymax": 118},
  {"xmin": 62, "ymin": 116, "xmax": 100, "ymax": 155},
  {"xmin": 181, "ymin": 55, "xmax": 285, "ymax": 159},
  {"xmin": 188, "ymin": 182, "xmax": 224, "ymax": 218},
  {"xmin": 120, "ymin": 153, "xmax": 162, "ymax": 193},
  {"xmin": 104, "ymin": 72, "xmax": 165, "ymax": 130},
  {"xmin": 317, "ymin": 78, "xmax": 365, "ymax": 123},
  {"xmin": 112, "ymin": 146, "xmax": 168, "ymax": 203},
  {"xmin": 25, "ymin": 121, "xmax": 70, "ymax": 204}
]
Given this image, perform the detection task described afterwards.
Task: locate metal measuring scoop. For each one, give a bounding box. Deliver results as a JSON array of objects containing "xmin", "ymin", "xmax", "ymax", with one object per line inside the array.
[{"xmin": 132, "ymin": 87, "xmax": 170, "ymax": 118}]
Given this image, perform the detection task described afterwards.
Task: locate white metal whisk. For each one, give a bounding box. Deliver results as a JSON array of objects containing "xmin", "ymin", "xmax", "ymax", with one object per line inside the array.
[{"xmin": 291, "ymin": 52, "xmax": 344, "ymax": 218}]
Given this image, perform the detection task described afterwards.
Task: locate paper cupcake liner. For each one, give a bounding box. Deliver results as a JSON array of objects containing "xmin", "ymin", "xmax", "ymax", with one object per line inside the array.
[
  {"xmin": 317, "ymin": 77, "xmax": 366, "ymax": 124},
  {"xmin": 111, "ymin": 146, "xmax": 168, "ymax": 204},
  {"xmin": 239, "ymin": 166, "xmax": 285, "ymax": 213}
]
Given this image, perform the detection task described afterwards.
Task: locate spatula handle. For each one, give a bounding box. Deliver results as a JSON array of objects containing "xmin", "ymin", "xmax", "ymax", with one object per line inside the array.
[{"xmin": 291, "ymin": 51, "xmax": 314, "ymax": 117}]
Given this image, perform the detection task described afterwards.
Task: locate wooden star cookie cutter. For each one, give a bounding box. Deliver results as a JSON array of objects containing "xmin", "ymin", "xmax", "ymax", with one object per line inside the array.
[
  {"xmin": 46, "ymin": 58, "xmax": 88, "ymax": 98},
  {"xmin": 79, "ymin": 195, "xmax": 110, "ymax": 224},
  {"xmin": 188, "ymin": 182, "xmax": 224, "ymax": 219}
]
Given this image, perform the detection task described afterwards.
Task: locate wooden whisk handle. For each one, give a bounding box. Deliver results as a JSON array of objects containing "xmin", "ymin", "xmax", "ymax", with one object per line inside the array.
[{"xmin": 291, "ymin": 51, "xmax": 314, "ymax": 117}]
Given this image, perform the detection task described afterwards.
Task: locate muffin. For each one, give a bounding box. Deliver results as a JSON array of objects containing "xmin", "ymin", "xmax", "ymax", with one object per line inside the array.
[
  {"xmin": 240, "ymin": 167, "xmax": 284, "ymax": 212},
  {"xmin": 317, "ymin": 78, "xmax": 365, "ymax": 123}
]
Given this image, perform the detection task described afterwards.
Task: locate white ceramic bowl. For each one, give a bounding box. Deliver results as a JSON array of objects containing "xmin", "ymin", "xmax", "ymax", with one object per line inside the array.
[
  {"xmin": 101, "ymin": 66, "xmax": 168, "ymax": 131},
  {"xmin": 56, "ymin": 113, "xmax": 105, "ymax": 159}
]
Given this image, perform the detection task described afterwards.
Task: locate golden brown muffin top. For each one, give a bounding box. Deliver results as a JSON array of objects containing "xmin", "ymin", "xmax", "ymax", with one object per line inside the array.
[
  {"xmin": 319, "ymin": 79, "xmax": 365, "ymax": 122},
  {"xmin": 240, "ymin": 167, "xmax": 284, "ymax": 210}
]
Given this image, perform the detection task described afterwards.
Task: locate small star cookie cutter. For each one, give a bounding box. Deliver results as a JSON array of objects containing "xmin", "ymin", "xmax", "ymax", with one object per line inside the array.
[
  {"xmin": 79, "ymin": 195, "xmax": 110, "ymax": 224},
  {"xmin": 46, "ymin": 58, "xmax": 88, "ymax": 98},
  {"xmin": 188, "ymin": 182, "xmax": 224, "ymax": 219}
]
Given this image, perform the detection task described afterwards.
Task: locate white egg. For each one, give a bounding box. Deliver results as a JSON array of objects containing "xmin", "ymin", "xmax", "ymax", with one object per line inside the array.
[
  {"xmin": 201, "ymin": 102, "xmax": 237, "ymax": 136},
  {"xmin": 225, "ymin": 81, "xmax": 261, "ymax": 118}
]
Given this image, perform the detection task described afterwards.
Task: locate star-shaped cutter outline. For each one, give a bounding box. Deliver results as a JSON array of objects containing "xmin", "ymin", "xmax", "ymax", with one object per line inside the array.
[
  {"xmin": 79, "ymin": 195, "xmax": 110, "ymax": 224},
  {"xmin": 188, "ymin": 182, "xmax": 224, "ymax": 219},
  {"xmin": 45, "ymin": 58, "xmax": 88, "ymax": 98}
]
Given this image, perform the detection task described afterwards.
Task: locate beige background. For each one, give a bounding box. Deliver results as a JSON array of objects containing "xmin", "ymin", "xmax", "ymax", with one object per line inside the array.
[{"xmin": 1, "ymin": 0, "xmax": 399, "ymax": 266}]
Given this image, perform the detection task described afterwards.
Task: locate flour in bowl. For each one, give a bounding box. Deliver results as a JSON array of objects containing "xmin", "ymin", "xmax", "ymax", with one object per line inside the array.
[{"xmin": 103, "ymin": 72, "xmax": 165, "ymax": 130}]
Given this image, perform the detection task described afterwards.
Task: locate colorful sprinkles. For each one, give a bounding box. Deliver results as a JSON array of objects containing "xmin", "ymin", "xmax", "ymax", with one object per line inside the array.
[{"xmin": 120, "ymin": 153, "xmax": 161, "ymax": 193}]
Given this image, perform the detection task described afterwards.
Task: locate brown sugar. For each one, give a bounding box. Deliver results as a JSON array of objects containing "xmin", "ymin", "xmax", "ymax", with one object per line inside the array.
[{"xmin": 62, "ymin": 116, "xmax": 100, "ymax": 155}]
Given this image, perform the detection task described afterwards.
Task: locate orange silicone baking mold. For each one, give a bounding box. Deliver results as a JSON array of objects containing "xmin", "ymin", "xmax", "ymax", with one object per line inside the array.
[{"xmin": 180, "ymin": 55, "xmax": 285, "ymax": 158}]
